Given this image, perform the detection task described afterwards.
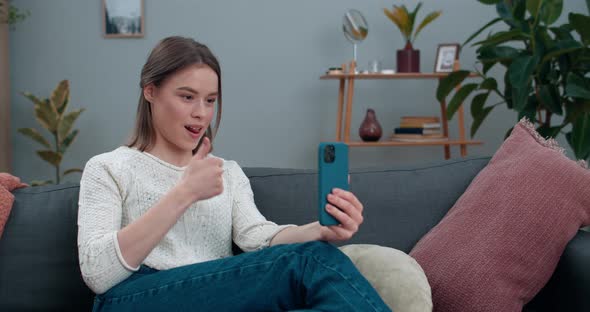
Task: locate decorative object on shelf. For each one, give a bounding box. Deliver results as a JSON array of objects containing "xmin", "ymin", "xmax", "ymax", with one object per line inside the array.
[
  {"xmin": 434, "ymin": 43, "xmax": 460, "ymax": 73},
  {"xmin": 359, "ymin": 108, "xmax": 383, "ymax": 142},
  {"xmin": 342, "ymin": 9, "xmax": 368, "ymax": 66},
  {"xmin": 326, "ymin": 67, "xmax": 343, "ymax": 75},
  {"xmin": 391, "ymin": 116, "xmax": 446, "ymax": 142},
  {"xmin": 384, "ymin": 2, "xmax": 442, "ymax": 73},
  {"xmin": 103, "ymin": 0, "xmax": 144, "ymax": 38},
  {"xmin": 437, "ymin": 0, "xmax": 590, "ymax": 162},
  {"xmin": 18, "ymin": 80, "xmax": 85, "ymax": 186},
  {"xmin": 368, "ymin": 60, "xmax": 381, "ymax": 73}
]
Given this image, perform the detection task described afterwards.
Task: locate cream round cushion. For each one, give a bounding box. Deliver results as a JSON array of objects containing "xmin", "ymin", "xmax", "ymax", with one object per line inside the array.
[{"xmin": 339, "ymin": 244, "xmax": 432, "ymax": 312}]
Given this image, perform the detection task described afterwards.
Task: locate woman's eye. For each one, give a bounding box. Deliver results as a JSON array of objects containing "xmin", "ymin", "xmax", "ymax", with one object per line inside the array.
[
  {"xmin": 183, "ymin": 95, "xmax": 193, "ymax": 101},
  {"xmin": 207, "ymin": 98, "xmax": 217, "ymax": 104}
]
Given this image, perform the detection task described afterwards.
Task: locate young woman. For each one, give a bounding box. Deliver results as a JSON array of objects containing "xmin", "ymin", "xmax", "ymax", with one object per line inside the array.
[{"xmin": 78, "ymin": 36, "xmax": 390, "ymax": 311}]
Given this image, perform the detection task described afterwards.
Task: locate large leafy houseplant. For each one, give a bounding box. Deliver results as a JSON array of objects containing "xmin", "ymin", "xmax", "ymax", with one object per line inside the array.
[
  {"xmin": 18, "ymin": 80, "xmax": 85, "ymax": 185},
  {"xmin": 437, "ymin": 0, "xmax": 590, "ymax": 161}
]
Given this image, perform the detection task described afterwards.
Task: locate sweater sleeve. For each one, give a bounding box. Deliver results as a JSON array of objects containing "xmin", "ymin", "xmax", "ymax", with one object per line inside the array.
[
  {"xmin": 77, "ymin": 157, "xmax": 138, "ymax": 294},
  {"xmin": 228, "ymin": 161, "xmax": 296, "ymax": 252}
]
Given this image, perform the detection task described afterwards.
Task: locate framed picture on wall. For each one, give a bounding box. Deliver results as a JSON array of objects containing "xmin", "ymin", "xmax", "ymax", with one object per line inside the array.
[
  {"xmin": 434, "ymin": 43, "xmax": 460, "ymax": 73},
  {"xmin": 102, "ymin": 0, "xmax": 144, "ymax": 38}
]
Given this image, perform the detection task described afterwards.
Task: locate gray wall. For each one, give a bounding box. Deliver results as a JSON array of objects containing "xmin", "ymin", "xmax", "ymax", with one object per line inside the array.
[{"xmin": 8, "ymin": 0, "xmax": 586, "ymax": 183}]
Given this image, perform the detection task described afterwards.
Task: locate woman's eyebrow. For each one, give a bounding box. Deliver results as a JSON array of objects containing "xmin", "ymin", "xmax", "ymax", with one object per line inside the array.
[{"xmin": 177, "ymin": 86, "xmax": 218, "ymax": 96}]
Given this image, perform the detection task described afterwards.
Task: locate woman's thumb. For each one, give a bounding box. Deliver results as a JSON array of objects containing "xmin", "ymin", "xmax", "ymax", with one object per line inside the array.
[{"xmin": 194, "ymin": 137, "xmax": 211, "ymax": 160}]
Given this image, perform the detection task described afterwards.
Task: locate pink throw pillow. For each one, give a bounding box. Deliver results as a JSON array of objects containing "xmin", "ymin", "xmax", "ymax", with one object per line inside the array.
[{"xmin": 409, "ymin": 118, "xmax": 590, "ymax": 311}]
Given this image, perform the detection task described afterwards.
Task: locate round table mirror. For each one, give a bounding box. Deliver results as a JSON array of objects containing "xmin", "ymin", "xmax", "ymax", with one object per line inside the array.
[{"xmin": 342, "ymin": 9, "xmax": 368, "ymax": 66}]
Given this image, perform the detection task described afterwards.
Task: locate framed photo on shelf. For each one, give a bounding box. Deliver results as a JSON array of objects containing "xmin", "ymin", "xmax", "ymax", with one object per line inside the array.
[
  {"xmin": 434, "ymin": 43, "xmax": 460, "ymax": 72},
  {"xmin": 102, "ymin": 0, "xmax": 144, "ymax": 38}
]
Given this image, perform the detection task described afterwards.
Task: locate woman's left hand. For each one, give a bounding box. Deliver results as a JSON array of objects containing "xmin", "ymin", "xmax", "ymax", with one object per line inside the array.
[{"xmin": 319, "ymin": 188, "xmax": 364, "ymax": 242}]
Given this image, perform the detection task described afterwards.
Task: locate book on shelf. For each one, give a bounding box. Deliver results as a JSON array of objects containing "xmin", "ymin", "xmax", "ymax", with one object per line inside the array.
[
  {"xmin": 394, "ymin": 127, "xmax": 442, "ymax": 135},
  {"xmin": 399, "ymin": 116, "xmax": 441, "ymax": 128},
  {"xmin": 390, "ymin": 134, "xmax": 449, "ymax": 142}
]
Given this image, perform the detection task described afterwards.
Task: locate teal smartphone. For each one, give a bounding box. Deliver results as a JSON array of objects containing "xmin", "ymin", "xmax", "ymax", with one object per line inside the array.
[{"xmin": 318, "ymin": 142, "xmax": 349, "ymax": 226}]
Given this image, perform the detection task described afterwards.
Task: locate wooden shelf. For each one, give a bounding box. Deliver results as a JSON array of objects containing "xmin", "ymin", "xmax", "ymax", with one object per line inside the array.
[
  {"xmin": 320, "ymin": 60, "xmax": 483, "ymax": 160},
  {"xmin": 345, "ymin": 140, "xmax": 483, "ymax": 147},
  {"xmin": 320, "ymin": 72, "xmax": 478, "ymax": 80}
]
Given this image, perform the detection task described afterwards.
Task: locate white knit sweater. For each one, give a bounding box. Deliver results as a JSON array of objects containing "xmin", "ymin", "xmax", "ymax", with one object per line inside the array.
[{"xmin": 77, "ymin": 146, "xmax": 294, "ymax": 294}]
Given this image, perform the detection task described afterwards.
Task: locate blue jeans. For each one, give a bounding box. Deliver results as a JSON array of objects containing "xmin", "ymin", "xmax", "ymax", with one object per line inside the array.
[{"xmin": 93, "ymin": 241, "xmax": 392, "ymax": 311}]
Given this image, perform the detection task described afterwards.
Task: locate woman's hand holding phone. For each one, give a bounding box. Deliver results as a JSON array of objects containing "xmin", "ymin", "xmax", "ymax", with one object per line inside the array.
[{"xmin": 318, "ymin": 188, "xmax": 364, "ymax": 241}]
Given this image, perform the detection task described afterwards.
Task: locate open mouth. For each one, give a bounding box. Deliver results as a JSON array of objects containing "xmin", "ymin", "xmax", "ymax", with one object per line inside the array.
[{"xmin": 185, "ymin": 125, "xmax": 203, "ymax": 137}]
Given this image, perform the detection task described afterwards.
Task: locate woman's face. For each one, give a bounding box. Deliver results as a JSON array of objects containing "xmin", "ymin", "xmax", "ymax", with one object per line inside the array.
[{"xmin": 144, "ymin": 64, "xmax": 218, "ymax": 154}]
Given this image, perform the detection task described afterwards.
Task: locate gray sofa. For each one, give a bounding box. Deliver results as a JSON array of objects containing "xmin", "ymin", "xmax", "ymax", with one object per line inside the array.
[{"xmin": 0, "ymin": 156, "xmax": 588, "ymax": 311}]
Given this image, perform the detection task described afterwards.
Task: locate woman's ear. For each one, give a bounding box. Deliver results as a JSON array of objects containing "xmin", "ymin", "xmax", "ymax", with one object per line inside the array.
[{"xmin": 143, "ymin": 84, "xmax": 156, "ymax": 102}]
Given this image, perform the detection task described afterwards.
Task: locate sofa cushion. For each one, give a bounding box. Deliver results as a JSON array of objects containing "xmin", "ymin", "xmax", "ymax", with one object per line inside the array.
[
  {"xmin": 0, "ymin": 183, "xmax": 93, "ymax": 311},
  {"xmin": 409, "ymin": 119, "xmax": 590, "ymax": 311},
  {"xmin": 340, "ymin": 244, "xmax": 432, "ymax": 312}
]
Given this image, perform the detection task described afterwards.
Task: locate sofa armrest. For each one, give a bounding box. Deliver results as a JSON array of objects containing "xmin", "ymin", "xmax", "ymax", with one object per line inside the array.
[{"xmin": 525, "ymin": 230, "xmax": 590, "ymax": 311}]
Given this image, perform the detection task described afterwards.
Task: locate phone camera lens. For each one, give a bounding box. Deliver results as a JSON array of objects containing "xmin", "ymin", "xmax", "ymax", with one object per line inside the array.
[{"xmin": 324, "ymin": 145, "xmax": 336, "ymax": 163}]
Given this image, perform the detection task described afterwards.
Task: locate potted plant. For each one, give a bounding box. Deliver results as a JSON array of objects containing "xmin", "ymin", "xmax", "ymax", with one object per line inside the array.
[
  {"xmin": 18, "ymin": 80, "xmax": 85, "ymax": 185},
  {"xmin": 383, "ymin": 2, "xmax": 442, "ymax": 72},
  {"xmin": 436, "ymin": 0, "xmax": 590, "ymax": 161}
]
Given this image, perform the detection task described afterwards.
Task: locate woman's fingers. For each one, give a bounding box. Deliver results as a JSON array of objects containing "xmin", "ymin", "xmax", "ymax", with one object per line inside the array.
[{"xmin": 326, "ymin": 204, "xmax": 358, "ymax": 233}]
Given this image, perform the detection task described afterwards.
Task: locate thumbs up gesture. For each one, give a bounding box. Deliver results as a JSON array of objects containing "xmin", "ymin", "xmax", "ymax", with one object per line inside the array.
[{"xmin": 178, "ymin": 137, "xmax": 224, "ymax": 203}]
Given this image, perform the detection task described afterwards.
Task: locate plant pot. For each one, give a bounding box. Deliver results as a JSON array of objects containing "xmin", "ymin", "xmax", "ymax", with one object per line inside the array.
[
  {"xmin": 359, "ymin": 108, "xmax": 383, "ymax": 142},
  {"xmin": 397, "ymin": 47, "xmax": 420, "ymax": 73}
]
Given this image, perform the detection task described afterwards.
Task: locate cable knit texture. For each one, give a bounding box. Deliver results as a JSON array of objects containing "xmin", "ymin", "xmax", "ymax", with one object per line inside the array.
[{"xmin": 77, "ymin": 146, "xmax": 294, "ymax": 294}]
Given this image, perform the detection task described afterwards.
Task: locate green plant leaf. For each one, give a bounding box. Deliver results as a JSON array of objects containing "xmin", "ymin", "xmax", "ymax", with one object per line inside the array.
[
  {"xmin": 536, "ymin": 124, "xmax": 562, "ymax": 138},
  {"xmin": 565, "ymin": 73, "xmax": 590, "ymax": 100},
  {"xmin": 413, "ymin": 11, "xmax": 442, "ymax": 43},
  {"xmin": 37, "ymin": 150, "xmax": 62, "ymax": 167},
  {"xmin": 471, "ymin": 92, "xmax": 491, "ymax": 117},
  {"xmin": 542, "ymin": 40, "xmax": 583, "ymax": 63},
  {"xmin": 526, "ymin": 0, "xmax": 542, "ymax": 18},
  {"xmin": 508, "ymin": 54, "xmax": 539, "ymax": 87},
  {"xmin": 21, "ymin": 92, "xmax": 44, "ymax": 106},
  {"xmin": 480, "ymin": 77, "xmax": 498, "ymax": 91},
  {"xmin": 436, "ymin": 70, "xmax": 472, "ymax": 102},
  {"xmin": 473, "ymin": 29, "xmax": 529, "ymax": 47},
  {"xmin": 59, "ymin": 129, "xmax": 79, "ymax": 154},
  {"xmin": 408, "ymin": 2, "xmax": 422, "ymax": 37},
  {"xmin": 512, "ymin": 82, "xmax": 532, "ymax": 111},
  {"xmin": 51, "ymin": 80, "xmax": 69, "ymax": 116},
  {"xmin": 478, "ymin": 0, "xmax": 502, "ymax": 4},
  {"xmin": 496, "ymin": 1, "xmax": 513, "ymax": 22},
  {"xmin": 566, "ymin": 113, "xmax": 590, "ymax": 160},
  {"xmin": 513, "ymin": 0, "xmax": 527, "ymax": 20},
  {"xmin": 17, "ymin": 128, "xmax": 51, "ymax": 148},
  {"xmin": 569, "ymin": 13, "xmax": 590, "ymax": 44},
  {"xmin": 33, "ymin": 101, "xmax": 59, "ymax": 133},
  {"xmin": 587, "ymin": 0, "xmax": 590, "ymax": 14},
  {"xmin": 519, "ymin": 94, "xmax": 538, "ymax": 120},
  {"xmin": 483, "ymin": 61, "xmax": 496, "ymax": 74},
  {"xmin": 538, "ymin": 84, "xmax": 563, "ymax": 115},
  {"xmin": 63, "ymin": 168, "xmax": 83, "ymax": 176},
  {"xmin": 539, "ymin": 0, "xmax": 563, "ymax": 25},
  {"xmin": 471, "ymin": 106, "xmax": 494, "ymax": 137},
  {"xmin": 549, "ymin": 24, "xmax": 574, "ymax": 41},
  {"xmin": 447, "ymin": 83, "xmax": 479, "ymax": 120},
  {"xmin": 57, "ymin": 108, "xmax": 84, "ymax": 144},
  {"xmin": 463, "ymin": 18, "xmax": 502, "ymax": 46},
  {"xmin": 479, "ymin": 46, "xmax": 520, "ymax": 63}
]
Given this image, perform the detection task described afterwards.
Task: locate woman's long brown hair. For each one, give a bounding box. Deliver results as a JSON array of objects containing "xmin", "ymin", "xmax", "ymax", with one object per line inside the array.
[{"xmin": 128, "ymin": 36, "xmax": 222, "ymax": 154}]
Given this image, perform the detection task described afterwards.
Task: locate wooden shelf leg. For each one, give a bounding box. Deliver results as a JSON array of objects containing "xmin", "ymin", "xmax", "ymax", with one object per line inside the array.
[
  {"xmin": 439, "ymin": 93, "xmax": 451, "ymax": 160},
  {"xmin": 336, "ymin": 78, "xmax": 345, "ymax": 141},
  {"xmin": 344, "ymin": 61, "xmax": 356, "ymax": 143}
]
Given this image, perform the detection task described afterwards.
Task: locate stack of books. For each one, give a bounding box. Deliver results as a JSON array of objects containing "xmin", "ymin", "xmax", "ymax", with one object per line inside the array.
[{"xmin": 390, "ymin": 116, "xmax": 448, "ymax": 142}]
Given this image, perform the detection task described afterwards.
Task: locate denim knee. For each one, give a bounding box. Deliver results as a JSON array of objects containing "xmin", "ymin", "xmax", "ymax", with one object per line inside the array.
[{"xmin": 293, "ymin": 241, "xmax": 349, "ymax": 263}]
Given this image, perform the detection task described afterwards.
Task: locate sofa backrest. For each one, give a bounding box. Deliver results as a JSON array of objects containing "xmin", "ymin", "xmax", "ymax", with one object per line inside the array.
[
  {"xmin": 245, "ymin": 156, "xmax": 490, "ymax": 252},
  {"xmin": 0, "ymin": 156, "xmax": 490, "ymax": 311}
]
